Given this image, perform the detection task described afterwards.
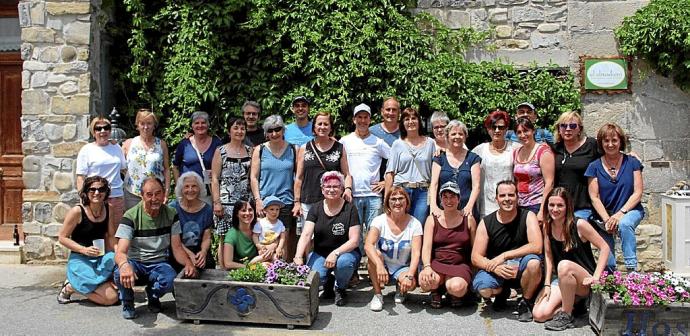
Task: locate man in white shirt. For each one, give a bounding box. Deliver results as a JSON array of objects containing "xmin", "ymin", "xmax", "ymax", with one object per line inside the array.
[{"xmin": 340, "ymin": 103, "xmax": 391, "ymax": 231}]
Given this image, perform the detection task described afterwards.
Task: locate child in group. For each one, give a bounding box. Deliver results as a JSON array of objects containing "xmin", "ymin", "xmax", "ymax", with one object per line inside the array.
[{"xmin": 253, "ymin": 195, "xmax": 287, "ymax": 261}]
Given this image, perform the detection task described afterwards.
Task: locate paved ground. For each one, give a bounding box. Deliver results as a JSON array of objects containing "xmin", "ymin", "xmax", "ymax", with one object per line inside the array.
[{"xmin": 0, "ymin": 265, "xmax": 596, "ymax": 335}]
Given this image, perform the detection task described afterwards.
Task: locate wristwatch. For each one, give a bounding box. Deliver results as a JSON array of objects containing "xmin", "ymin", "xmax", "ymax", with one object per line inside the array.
[
  {"xmin": 334, "ymin": 251, "xmax": 340, "ymax": 257},
  {"xmin": 404, "ymin": 275, "xmax": 414, "ymax": 280},
  {"xmin": 621, "ymin": 208, "xmax": 628, "ymax": 214}
]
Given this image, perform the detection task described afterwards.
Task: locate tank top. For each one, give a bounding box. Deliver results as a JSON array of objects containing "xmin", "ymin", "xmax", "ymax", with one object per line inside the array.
[
  {"xmin": 259, "ymin": 143, "xmax": 296, "ymax": 204},
  {"xmin": 432, "ymin": 215, "xmax": 471, "ymax": 265},
  {"xmin": 513, "ymin": 143, "xmax": 550, "ymax": 207},
  {"xmin": 71, "ymin": 205, "xmax": 109, "ymax": 253},
  {"xmin": 125, "ymin": 136, "xmax": 165, "ymax": 196},
  {"xmin": 301, "ymin": 140, "xmax": 344, "ymax": 204},
  {"xmin": 549, "ymin": 222, "xmax": 596, "ymax": 274},
  {"xmin": 483, "ymin": 208, "xmax": 529, "ymax": 259}
]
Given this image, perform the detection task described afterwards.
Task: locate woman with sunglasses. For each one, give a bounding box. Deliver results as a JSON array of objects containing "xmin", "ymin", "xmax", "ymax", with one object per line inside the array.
[
  {"xmin": 122, "ymin": 109, "xmax": 170, "ymax": 210},
  {"xmin": 585, "ymin": 123, "xmax": 644, "ymax": 272},
  {"xmin": 512, "ymin": 117, "xmax": 555, "ymax": 223},
  {"xmin": 211, "ymin": 117, "xmax": 254, "ymax": 265},
  {"xmin": 57, "ymin": 176, "xmax": 119, "ymax": 305},
  {"xmin": 76, "ymin": 117, "xmax": 127, "ymax": 250},
  {"xmin": 472, "ymin": 110, "xmax": 520, "ymax": 218},
  {"xmin": 250, "ymin": 115, "xmax": 299, "ymax": 260}
]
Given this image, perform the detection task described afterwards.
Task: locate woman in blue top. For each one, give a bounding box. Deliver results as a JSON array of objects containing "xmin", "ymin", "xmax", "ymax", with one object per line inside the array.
[
  {"xmin": 429, "ymin": 120, "xmax": 481, "ymax": 220},
  {"xmin": 585, "ymin": 123, "xmax": 644, "ymax": 271},
  {"xmin": 169, "ymin": 172, "xmax": 214, "ymax": 271},
  {"xmin": 250, "ymin": 115, "xmax": 299, "ymax": 261},
  {"xmin": 172, "ymin": 111, "xmax": 223, "ymax": 204}
]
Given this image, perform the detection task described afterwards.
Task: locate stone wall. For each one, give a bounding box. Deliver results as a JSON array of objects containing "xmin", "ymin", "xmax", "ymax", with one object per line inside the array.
[
  {"xmin": 418, "ymin": 0, "xmax": 690, "ymax": 271},
  {"xmin": 19, "ymin": 0, "xmax": 100, "ymax": 262}
]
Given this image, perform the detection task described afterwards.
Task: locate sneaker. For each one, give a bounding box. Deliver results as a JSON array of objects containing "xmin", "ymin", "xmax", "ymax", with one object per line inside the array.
[
  {"xmin": 545, "ymin": 311, "xmax": 574, "ymax": 331},
  {"xmin": 334, "ymin": 289, "xmax": 347, "ymax": 306},
  {"xmin": 516, "ymin": 298, "xmax": 533, "ymax": 322},
  {"xmin": 492, "ymin": 288, "xmax": 509, "ymax": 312},
  {"xmin": 394, "ymin": 286, "xmax": 406, "ymax": 304},
  {"xmin": 369, "ymin": 294, "xmax": 384, "ymax": 311},
  {"xmin": 146, "ymin": 288, "xmax": 162, "ymax": 313},
  {"xmin": 122, "ymin": 302, "xmax": 137, "ymax": 319},
  {"xmin": 57, "ymin": 280, "xmax": 72, "ymax": 304}
]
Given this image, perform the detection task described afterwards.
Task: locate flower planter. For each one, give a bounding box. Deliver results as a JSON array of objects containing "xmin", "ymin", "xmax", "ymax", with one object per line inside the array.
[
  {"xmin": 174, "ymin": 269, "xmax": 320, "ymax": 328},
  {"xmin": 589, "ymin": 292, "xmax": 689, "ymax": 335}
]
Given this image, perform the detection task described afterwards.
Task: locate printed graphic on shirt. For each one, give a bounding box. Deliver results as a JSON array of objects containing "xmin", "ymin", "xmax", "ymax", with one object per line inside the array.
[
  {"xmin": 331, "ymin": 222, "xmax": 345, "ymax": 236},
  {"xmin": 261, "ymin": 230, "xmax": 278, "ymax": 245},
  {"xmin": 377, "ymin": 238, "xmax": 411, "ymax": 260},
  {"xmin": 181, "ymin": 221, "xmax": 201, "ymax": 247}
]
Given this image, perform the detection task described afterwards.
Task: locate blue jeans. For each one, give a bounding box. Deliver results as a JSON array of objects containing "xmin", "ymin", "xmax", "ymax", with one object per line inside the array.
[
  {"xmin": 573, "ymin": 208, "xmax": 592, "ymax": 220},
  {"xmin": 307, "ymin": 250, "xmax": 361, "ymax": 291},
  {"xmin": 353, "ymin": 196, "xmax": 383, "ymax": 231},
  {"xmin": 599, "ymin": 209, "xmax": 644, "ymax": 271},
  {"xmin": 404, "ymin": 187, "xmax": 429, "ymax": 226},
  {"xmin": 114, "ymin": 259, "xmax": 177, "ymax": 303}
]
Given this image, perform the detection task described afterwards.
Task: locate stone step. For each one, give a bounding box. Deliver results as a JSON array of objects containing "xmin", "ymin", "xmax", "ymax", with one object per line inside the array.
[{"xmin": 0, "ymin": 241, "xmax": 23, "ymax": 264}]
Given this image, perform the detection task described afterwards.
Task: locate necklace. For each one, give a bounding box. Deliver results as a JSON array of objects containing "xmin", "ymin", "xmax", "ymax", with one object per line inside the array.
[
  {"xmin": 603, "ymin": 155, "xmax": 621, "ymax": 179},
  {"xmin": 89, "ymin": 205, "xmax": 103, "ymax": 218},
  {"xmin": 228, "ymin": 144, "xmax": 244, "ymax": 155},
  {"xmin": 490, "ymin": 140, "xmax": 507, "ymax": 152}
]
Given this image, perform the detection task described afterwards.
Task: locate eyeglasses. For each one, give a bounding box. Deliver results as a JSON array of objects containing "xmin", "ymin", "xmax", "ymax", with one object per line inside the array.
[
  {"xmin": 88, "ymin": 186, "xmax": 108, "ymax": 193},
  {"xmin": 433, "ymin": 125, "xmax": 447, "ymax": 130},
  {"xmin": 559, "ymin": 123, "xmax": 579, "ymax": 130},
  {"xmin": 94, "ymin": 125, "xmax": 112, "ymax": 132},
  {"xmin": 390, "ymin": 197, "xmax": 406, "ymax": 204},
  {"xmin": 492, "ymin": 125, "xmax": 507, "ymax": 131},
  {"xmin": 322, "ymin": 184, "xmax": 341, "ymax": 189},
  {"xmin": 266, "ymin": 127, "xmax": 283, "ymax": 134}
]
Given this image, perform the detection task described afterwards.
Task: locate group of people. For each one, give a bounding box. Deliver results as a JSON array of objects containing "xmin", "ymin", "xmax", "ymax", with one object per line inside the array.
[{"xmin": 56, "ymin": 96, "xmax": 645, "ymax": 331}]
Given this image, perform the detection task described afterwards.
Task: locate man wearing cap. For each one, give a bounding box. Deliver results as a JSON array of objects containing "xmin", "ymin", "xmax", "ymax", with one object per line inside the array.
[
  {"xmin": 340, "ymin": 103, "xmax": 391, "ymax": 233},
  {"xmin": 471, "ymin": 180, "xmax": 543, "ymax": 322},
  {"xmin": 505, "ymin": 102, "xmax": 554, "ymax": 144},
  {"xmin": 242, "ymin": 100, "xmax": 265, "ymax": 147},
  {"xmin": 284, "ymin": 96, "xmax": 314, "ymax": 146}
]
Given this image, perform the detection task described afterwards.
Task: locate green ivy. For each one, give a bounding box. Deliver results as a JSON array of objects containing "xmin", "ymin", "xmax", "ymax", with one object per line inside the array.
[
  {"xmin": 109, "ymin": 0, "xmax": 581, "ymax": 144},
  {"xmin": 616, "ymin": 0, "xmax": 690, "ymax": 90}
]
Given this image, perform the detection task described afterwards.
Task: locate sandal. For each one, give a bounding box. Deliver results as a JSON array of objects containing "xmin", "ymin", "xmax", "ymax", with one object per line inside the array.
[
  {"xmin": 57, "ymin": 280, "xmax": 72, "ymax": 304},
  {"xmin": 430, "ymin": 292, "xmax": 442, "ymax": 309},
  {"xmin": 449, "ymin": 295, "xmax": 464, "ymax": 308}
]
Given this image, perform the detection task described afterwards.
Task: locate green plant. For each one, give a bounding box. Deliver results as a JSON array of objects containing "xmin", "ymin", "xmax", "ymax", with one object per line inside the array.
[
  {"xmin": 227, "ymin": 259, "xmax": 267, "ymax": 283},
  {"xmin": 616, "ymin": 0, "xmax": 690, "ymax": 90}
]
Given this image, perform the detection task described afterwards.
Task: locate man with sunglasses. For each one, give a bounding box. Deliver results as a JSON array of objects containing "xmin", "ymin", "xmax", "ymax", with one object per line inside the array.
[
  {"xmin": 505, "ymin": 102, "xmax": 554, "ymax": 144},
  {"xmin": 284, "ymin": 96, "xmax": 314, "ymax": 146}
]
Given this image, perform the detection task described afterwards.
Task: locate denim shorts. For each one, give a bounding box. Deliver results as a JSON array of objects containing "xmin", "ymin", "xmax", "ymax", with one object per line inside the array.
[{"xmin": 472, "ymin": 253, "xmax": 542, "ymax": 292}]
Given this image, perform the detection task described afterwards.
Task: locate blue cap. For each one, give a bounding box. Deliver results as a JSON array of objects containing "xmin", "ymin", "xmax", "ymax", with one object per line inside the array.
[{"xmin": 262, "ymin": 195, "xmax": 285, "ymax": 208}]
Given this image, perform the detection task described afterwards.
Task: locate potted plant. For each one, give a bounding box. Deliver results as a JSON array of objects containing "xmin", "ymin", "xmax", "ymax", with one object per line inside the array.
[
  {"xmin": 174, "ymin": 260, "xmax": 319, "ymax": 328},
  {"xmin": 589, "ymin": 271, "xmax": 690, "ymax": 335}
]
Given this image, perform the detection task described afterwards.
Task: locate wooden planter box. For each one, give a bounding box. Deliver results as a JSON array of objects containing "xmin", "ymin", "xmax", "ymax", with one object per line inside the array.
[
  {"xmin": 174, "ymin": 269, "xmax": 319, "ymax": 328},
  {"xmin": 589, "ymin": 292, "xmax": 689, "ymax": 335}
]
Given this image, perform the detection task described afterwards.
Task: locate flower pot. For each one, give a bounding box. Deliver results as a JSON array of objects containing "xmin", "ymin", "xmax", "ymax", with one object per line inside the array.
[
  {"xmin": 174, "ymin": 269, "xmax": 320, "ymax": 328},
  {"xmin": 589, "ymin": 292, "xmax": 689, "ymax": 335}
]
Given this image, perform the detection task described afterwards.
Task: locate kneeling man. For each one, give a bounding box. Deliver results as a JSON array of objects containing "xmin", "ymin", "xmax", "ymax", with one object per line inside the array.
[
  {"xmin": 471, "ymin": 180, "xmax": 543, "ymax": 322},
  {"xmin": 114, "ymin": 177, "xmax": 198, "ymax": 319}
]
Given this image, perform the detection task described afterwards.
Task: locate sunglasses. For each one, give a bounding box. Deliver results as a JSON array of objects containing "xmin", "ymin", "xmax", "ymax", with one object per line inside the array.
[
  {"xmin": 88, "ymin": 186, "xmax": 108, "ymax": 193},
  {"xmin": 559, "ymin": 123, "xmax": 579, "ymax": 130},
  {"xmin": 266, "ymin": 126, "xmax": 283, "ymax": 134},
  {"xmin": 93, "ymin": 124, "xmax": 112, "ymax": 132},
  {"xmin": 492, "ymin": 125, "xmax": 507, "ymax": 131}
]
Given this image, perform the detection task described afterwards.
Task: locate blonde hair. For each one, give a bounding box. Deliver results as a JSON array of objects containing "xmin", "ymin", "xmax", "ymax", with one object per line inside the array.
[
  {"xmin": 135, "ymin": 108, "xmax": 159, "ymax": 128},
  {"xmin": 554, "ymin": 111, "xmax": 584, "ymax": 143},
  {"xmin": 89, "ymin": 117, "xmax": 111, "ymax": 137}
]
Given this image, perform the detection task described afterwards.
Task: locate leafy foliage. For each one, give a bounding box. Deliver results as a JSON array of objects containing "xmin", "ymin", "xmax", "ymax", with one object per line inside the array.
[
  {"xmin": 616, "ymin": 0, "xmax": 690, "ymax": 90},
  {"xmin": 227, "ymin": 259, "xmax": 267, "ymax": 283},
  {"xmin": 110, "ymin": 0, "xmax": 581, "ymax": 145}
]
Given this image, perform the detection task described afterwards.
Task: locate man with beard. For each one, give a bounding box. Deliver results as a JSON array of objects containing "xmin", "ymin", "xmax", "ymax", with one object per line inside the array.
[
  {"xmin": 113, "ymin": 177, "xmax": 198, "ymax": 319},
  {"xmin": 471, "ymin": 180, "xmax": 543, "ymax": 322},
  {"xmin": 284, "ymin": 96, "xmax": 313, "ymax": 146}
]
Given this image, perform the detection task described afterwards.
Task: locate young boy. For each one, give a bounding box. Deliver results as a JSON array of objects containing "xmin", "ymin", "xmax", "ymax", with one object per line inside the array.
[{"xmin": 253, "ymin": 196, "xmax": 287, "ymax": 261}]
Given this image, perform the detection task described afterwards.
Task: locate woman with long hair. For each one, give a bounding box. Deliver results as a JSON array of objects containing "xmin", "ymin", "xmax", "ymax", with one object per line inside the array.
[{"xmin": 222, "ymin": 200, "xmax": 263, "ymax": 269}]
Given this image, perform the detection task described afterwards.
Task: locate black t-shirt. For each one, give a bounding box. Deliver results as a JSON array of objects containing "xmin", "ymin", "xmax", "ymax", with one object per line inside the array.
[
  {"xmin": 549, "ymin": 222, "xmax": 596, "ymax": 274},
  {"xmin": 483, "ymin": 208, "xmax": 530, "ymax": 259},
  {"xmin": 246, "ymin": 128, "xmax": 266, "ymax": 147},
  {"xmin": 553, "ymin": 137, "xmax": 600, "ymax": 210},
  {"xmin": 302, "ymin": 141, "xmax": 344, "ymax": 204},
  {"xmin": 306, "ymin": 200, "xmax": 360, "ymax": 257}
]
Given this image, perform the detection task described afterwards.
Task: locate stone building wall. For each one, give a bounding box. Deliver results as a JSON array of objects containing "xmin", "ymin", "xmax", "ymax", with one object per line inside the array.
[
  {"xmin": 19, "ymin": 0, "xmax": 100, "ymax": 262},
  {"xmin": 417, "ymin": 0, "xmax": 690, "ymax": 271}
]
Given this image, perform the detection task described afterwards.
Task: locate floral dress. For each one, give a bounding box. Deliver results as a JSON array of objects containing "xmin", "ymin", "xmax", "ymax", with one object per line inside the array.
[
  {"xmin": 214, "ymin": 144, "xmax": 253, "ymax": 235},
  {"xmin": 124, "ymin": 136, "xmax": 165, "ymax": 196}
]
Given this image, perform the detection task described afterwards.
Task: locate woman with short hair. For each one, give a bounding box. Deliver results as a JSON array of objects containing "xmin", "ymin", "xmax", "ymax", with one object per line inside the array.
[{"xmin": 430, "ymin": 111, "xmax": 450, "ymax": 150}]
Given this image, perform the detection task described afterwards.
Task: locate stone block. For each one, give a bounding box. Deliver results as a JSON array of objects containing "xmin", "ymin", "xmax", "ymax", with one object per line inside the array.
[
  {"xmin": 60, "ymin": 46, "xmax": 77, "ymax": 62},
  {"xmin": 495, "ymin": 25, "xmax": 512, "ymax": 38},
  {"xmin": 466, "ymin": 48, "xmax": 570, "ymax": 67},
  {"xmin": 545, "ymin": 6, "xmax": 567, "ymax": 22},
  {"xmin": 22, "ymin": 119, "xmax": 46, "ymax": 141},
  {"xmin": 44, "ymin": 124, "xmax": 64, "ymax": 142},
  {"xmin": 639, "ymin": 249, "xmax": 662, "ymax": 260},
  {"xmin": 77, "ymin": 14, "xmax": 91, "ymax": 22},
  {"xmin": 30, "ymin": 2, "xmax": 45, "ymax": 25},
  {"xmin": 54, "ymin": 243, "xmax": 69, "ymax": 260},
  {"xmin": 592, "ymin": 1, "xmax": 646, "ymax": 31},
  {"xmin": 530, "ymin": 32, "xmax": 563, "ymax": 48},
  {"xmin": 79, "ymin": 73, "xmax": 90, "ymax": 92},
  {"xmin": 23, "ymin": 156, "xmax": 41, "ymax": 172},
  {"xmin": 23, "ymin": 221, "xmax": 41, "ymax": 235},
  {"xmin": 47, "ymin": 17, "xmax": 63, "ymax": 31},
  {"xmin": 53, "ymin": 61, "xmax": 89, "ymax": 74},
  {"xmin": 38, "ymin": 115, "xmax": 76, "ymax": 123},
  {"xmin": 498, "ymin": 0, "xmax": 527, "ymax": 5},
  {"xmin": 513, "ymin": 28, "xmax": 529, "ymax": 40},
  {"xmin": 22, "ymin": 141, "xmax": 50, "ymax": 155},
  {"xmin": 22, "ymin": 90, "xmax": 50, "ymax": 115},
  {"xmin": 47, "ymin": 74, "xmax": 72, "ymax": 84},
  {"xmin": 34, "ymin": 203, "xmax": 53, "ymax": 224},
  {"xmin": 45, "ymin": 158, "xmax": 73, "ymax": 171},
  {"xmin": 52, "ymin": 141, "xmax": 87, "ymax": 157},
  {"xmin": 60, "ymin": 191, "xmax": 80, "ymax": 204},
  {"xmin": 51, "ymin": 95, "xmax": 90, "ymax": 115},
  {"xmin": 46, "ymin": 3, "xmax": 91, "ymax": 15},
  {"xmin": 23, "ymin": 172, "xmax": 41, "ymax": 190},
  {"xmin": 567, "ymin": 1, "xmax": 592, "ymax": 32},
  {"xmin": 511, "ymin": 6, "xmax": 544, "ymax": 22},
  {"xmin": 537, "ymin": 23, "xmax": 560, "ymax": 33},
  {"xmin": 39, "ymin": 47, "xmax": 60, "ymax": 63},
  {"xmin": 24, "ymin": 191, "xmax": 61, "ymax": 202},
  {"xmin": 22, "ymin": 70, "xmax": 30, "ymax": 89},
  {"xmin": 22, "ymin": 202, "xmax": 33, "ymax": 222},
  {"xmin": 77, "ymin": 48, "xmax": 89, "ymax": 61},
  {"xmin": 636, "ymin": 224, "xmax": 661, "ymax": 237},
  {"xmin": 569, "ymin": 32, "xmax": 619, "ymax": 57},
  {"xmin": 23, "ymin": 61, "xmax": 49, "ymax": 72},
  {"xmin": 53, "ymin": 172, "xmax": 73, "ymax": 191},
  {"xmin": 23, "ymin": 236, "xmax": 53, "ymax": 259},
  {"xmin": 21, "ymin": 27, "xmax": 56, "ymax": 43},
  {"xmin": 59, "ymin": 82, "xmax": 79, "ymax": 95},
  {"xmin": 496, "ymin": 39, "xmax": 530, "ymax": 49},
  {"xmin": 488, "ymin": 8, "xmax": 507, "ymax": 23},
  {"xmin": 63, "ymin": 124, "xmax": 77, "ymax": 140},
  {"xmin": 30, "ymin": 71, "xmax": 49, "ymax": 88},
  {"xmin": 64, "ymin": 22, "xmax": 91, "ymax": 45},
  {"xmin": 517, "ymin": 22, "xmax": 538, "ymax": 28},
  {"xmin": 43, "ymin": 223, "xmax": 62, "ymax": 237},
  {"xmin": 20, "ymin": 43, "xmax": 33, "ymax": 61},
  {"xmin": 53, "ymin": 203, "xmax": 71, "ymax": 222},
  {"xmin": 446, "ymin": 10, "xmax": 470, "ymax": 29}
]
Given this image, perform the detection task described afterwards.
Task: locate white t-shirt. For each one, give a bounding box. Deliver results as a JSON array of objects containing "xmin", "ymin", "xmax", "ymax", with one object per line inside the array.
[
  {"xmin": 76, "ymin": 142, "xmax": 127, "ymax": 197},
  {"xmin": 370, "ymin": 214, "xmax": 423, "ymax": 274},
  {"xmin": 471, "ymin": 141, "xmax": 520, "ymax": 218},
  {"xmin": 253, "ymin": 217, "xmax": 286, "ymax": 245},
  {"xmin": 340, "ymin": 132, "xmax": 390, "ymax": 197}
]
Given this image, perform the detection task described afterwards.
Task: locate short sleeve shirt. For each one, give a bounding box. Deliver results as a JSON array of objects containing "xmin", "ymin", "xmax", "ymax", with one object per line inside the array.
[
  {"xmin": 169, "ymin": 200, "xmax": 213, "ymax": 250},
  {"xmin": 224, "ymin": 227, "xmax": 258, "ymax": 262},
  {"xmin": 76, "ymin": 143, "xmax": 127, "ymax": 197},
  {"xmin": 340, "ymin": 133, "xmax": 391, "ymax": 197},
  {"xmin": 307, "ymin": 201, "xmax": 360, "ymax": 257},
  {"xmin": 386, "ymin": 137, "xmax": 436, "ymax": 185},
  {"xmin": 584, "ymin": 154, "xmax": 644, "ymax": 214},
  {"xmin": 370, "ymin": 214, "xmax": 423, "ymax": 274},
  {"xmin": 284, "ymin": 121, "xmax": 314, "ymax": 146},
  {"xmin": 252, "ymin": 218, "xmax": 286, "ymax": 245},
  {"xmin": 554, "ymin": 137, "xmax": 599, "ymax": 210},
  {"xmin": 173, "ymin": 137, "xmax": 223, "ymax": 178},
  {"xmin": 115, "ymin": 203, "xmax": 181, "ymax": 263}
]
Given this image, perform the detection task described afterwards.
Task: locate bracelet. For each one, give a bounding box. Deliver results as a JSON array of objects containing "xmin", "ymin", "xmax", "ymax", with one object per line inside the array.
[
  {"xmin": 294, "ymin": 256, "xmax": 303, "ymax": 260},
  {"xmin": 423, "ymin": 264, "xmax": 431, "ymax": 269},
  {"xmin": 118, "ymin": 261, "xmax": 129, "ymax": 269},
  {"xmin": 294, "ymin": 198, "xmax": 301, "ymax": 202},
  {"xmin": 544, "ymin": 284, "xmax": 551, "ymax": 287},
  {"xmin": 344, "ymin": 187, "xmax": 352, "ymax": 191}
]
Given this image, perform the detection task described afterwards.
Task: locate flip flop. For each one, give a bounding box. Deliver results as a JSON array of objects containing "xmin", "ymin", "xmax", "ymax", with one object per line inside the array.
[{"xmin": 57, "ymin": 280, "xmax": 72, "ymax": 304}]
